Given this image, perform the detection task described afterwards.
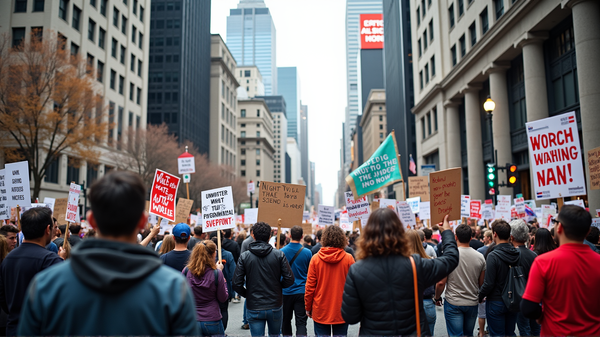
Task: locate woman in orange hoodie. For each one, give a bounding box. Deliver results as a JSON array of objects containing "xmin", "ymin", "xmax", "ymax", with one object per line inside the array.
[{"xmin": 305, "ymin": 225, "xmax": 355, "ymax": 337}]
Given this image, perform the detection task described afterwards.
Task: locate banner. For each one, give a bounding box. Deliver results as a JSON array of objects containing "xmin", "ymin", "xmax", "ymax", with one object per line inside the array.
[
  {"xmin": 149, "ymin": 169, "xmax": 180, "ymax": 222},
  {"xmin": 346, "ymin": 132, "xmax": 403, "ymax": 199},
  {"xmin": 66, "ymin": 183, "xmax": 81, "ymax": 223},
  {"xmin": 201, "ymin": 186, "xmax": 235, "ymax": 232},
  {"xmin": 344, "ymin": 191, "xmax": 370, "ymax": 222},
  {"xmin": 526, "ymin": 111, "xmax": 586, "ymax": 199},
  {"xmin": 5, "ymin": 161, "xmax": 31, "ymax": 208},
  {"xmin": 257, "ymin": 181, "xmax": 305, "ymax": 229},
  {"xmin": 318, "ymin": 205, "xmax": 335, "ymax": 226}
]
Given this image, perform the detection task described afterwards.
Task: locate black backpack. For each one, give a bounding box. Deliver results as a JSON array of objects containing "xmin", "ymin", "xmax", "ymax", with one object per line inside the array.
[{"xmin": 501, "ymin": 250, "xmax": 526, "ymax": 312}]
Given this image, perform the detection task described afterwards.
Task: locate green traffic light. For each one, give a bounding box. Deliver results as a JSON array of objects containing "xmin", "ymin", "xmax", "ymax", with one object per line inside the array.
[
  {"xmin": 488, "ymin": 181, "xmax": 494, "ymax": 187},
  {"xmin": 488, "ymin": 173, "xmax": 495, "ymax": 180}
]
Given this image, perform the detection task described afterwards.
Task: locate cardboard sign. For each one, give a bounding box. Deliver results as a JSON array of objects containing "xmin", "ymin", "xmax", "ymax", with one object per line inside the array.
[
  {"xmin": 244, "ymin": 208, "xmax": 258, "ymax": 225},
  {"xmin": 201, "ymin": 186, "xmax": 235, "ymax": 232},
  {"xmin": 0, "ymin": 170, "xmax": 8, "ymax": 220},
  {"xmin": 470, "ymin": 200, "xmax": 482, "ymax": 219},
  {"xmin": 526, "ymin": 111, "xmax": 586, "ymax": 199},
  {"xmin": 481, "ymin": 204, "xmax": 494, "ymax": 220},
  {"xmin": 406, "ymin": 197, "xmax": 420, "ymax": 214},
  {"xmin": 419, "ymin": 201, "xmax": 431, "ymax": 220},
  {"xmin": 175, "ymin": 198, "xmax": 194, "ymax": 224},
  {"xmin": 53, "ymin": 198, "xmax": 68, "ymax": 225},
  {"xmin": 397, "ymin": 201, "xmax": 417, "ymax": 229},
  {"xmin": 66, "ymin": 183, "xmax": 81, "ymax": 223},
  {"xmin": 6, "ymin": 161, "xmax": 31, "ymax": 208},
  {"xmin": 257, "ymin": 181, "xmax": 306, "ymax": 229},
  {"xmin": 177, "ymin": 152, "xmax": 195, "ymax": 174},
  {"xmin": 588, "ymin": 146, "xmax": 600, "ymax": 190},
  {"xmin": 564, "ymin": 199, "xmax": 585, "ymax": 209},
  {"xmin": 149, "ymin": 169, "xmax": 180, "ymax": 222},
  {"xmin": 408, "ymin": 176, "xmax": 430, "ymax": 202},
  {"xmin": 429, "ymin": 168, "xmax": 462, "ymax": 225},
  {"xmin": 344, "ymin": 191, "xmax": 370, "ymax": 222},
  {"xmin": 592, "ymin": 218, "xmax": 600, "ymax": 229},
  {"xmin": 318, "ymin": 205, "xmax": 335, "ymax": 226},
  {"xmin": 460, "ymin": 195, "xmax": 471, "ymax": 218},
  {"xmin": 339, "ymin": 211, "xmax": 352, "ymax": 231},
  {"xmin": 301, "ymin": 221, "xmax": 313, "ymax": 235},
  {"xmin": 43, "ymin": 197, "xmax": 56, "ymax": 213}
]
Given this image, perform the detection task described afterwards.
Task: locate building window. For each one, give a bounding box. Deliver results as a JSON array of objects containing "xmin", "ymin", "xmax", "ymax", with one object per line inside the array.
[
  {"xmin": 256, "ymin": 149, "xmax": 260, "ymax": 155},
  {"xmin": 113, "ymin": 7, "xmax": 119, "ymax": 27},
  {"xmin": 118, "ymin": 75, "xmax": 124, "ymax": 94},
  {"xmin": 132, "ymin": 26, "xmax": 137, "ymax": 43},
  {"xmin": 417, "ymin": 7, "xmax": 420, "ymax": 26},
  {"xmin": 72, "ymin": 5, "xmax": 81, "ymax": 30},
  {"xmin": 257, "ymin": 109, "xmax": 260, "ymax": 117},
  {"xmin": 97, "ymin": 61, "xmax": 104, "ymax": 82},
  {"xmin": 423, "ymin": 31, "xmax": 428, "ymax": 50},
  {"xmin": 111, "ymin": 38, "xmax": 117, "ymax": 58},
  {"xmin": 88, "ymin": 19, "xmax": 96, "ymax": 42},
  {"xmin": 418, "ymin": 39, "xmax": 422, "ymax": 57},
  {"xmin": 33, "ymin": 0, "xmax": 45, "ymax": 12},
  {"xmin": 86, "ymin": 164, "xmax": 99, "ymax": 187},
  {"xmin": 421, "ymin": 0, "xmax": 426, "ymax": 17},
  {"xmin": 129, "ymin": 83, "xmax": 134, "ymax": 101},
  {"xmin": 15, "ymin": 0, "xmax": 27, "ymax": 13},
  {"xmin": 494, "ymin": 0, "xmax": 504, "ymax": 20},
  {"xmin": 138, "ymin": 60, "xmax": 142, "ymax": 77},
  {"xmin": 59, "ymin": 0, "xmax": 68, "ymax": 20},
  {"xmin": 241, "ymin": 131, "xmax": 246, "ymax": 138},
  {"xmin": 433, "ymin": 107, "xmax": 438, "ymax": 131},
  {"xmin": 11, "ymin": 28, "xmax": 25, "ymax": 48},
  {"xmin": 421, "ymin": 117, "xmax": 426, "ymax": 139},
  {"xmin": 110, "ymin": 69, "xmax": 116, "ymax": 89},
  {"xmin": 430, "ymin": 55, "xmax": 436, "ymax": 77},
  {"xmin": 139, "ymin": 32, "xmax": 143, "ymax": 48},
  {"xmin": 459, "ymin": 34, "xmax": 466, "ymax": 57},
  {"xmin": 130, "ymin": 54, "xmax": 135, "ymax": 71},
  {"xmin": 481, "ymin": 7, "xmax": 489, "ymax": 35},
  {"xmin": 241, "ymin": 170, "xmax": 246, "ymax": 177},
  {"xmin": 137, "ymin": 87, "xmax": 141, "ymax": 105},
  {"xmin": 122, "ymin": 16, "xmax": 127, "ymax": 35},
  {"xmin": 140, "ymin": 6, "xmax": 144, "ymax": 21},
  {"xmin": 100, "ymin": 0, "xmax": 107, "ymax": 16},
  {"xmin": 424, "ymin": 64, "xmax": 429, "ymax": 84},
  {"xmin": 508, "ymin": 53, "xmax": 526, "ymax": 131},
  {"xmin": 44, "ymin": 157, "xmax": 59, "ymax": 183},
  {"xmin": 451, "ymin": 45, "xmax": 457, "ymax": 66},
  {"xmin": 448, "ymin": 4, "xmax": 455, "ymax": 28},
  {"xmin": 469, "ymin": 22, "xmax": 477, "ymax": 46},
  {"xmin": 427, "ymin": 112, "xmax": 432, "ymax": 135},
  {"xmin": 256, "ymin": 131, "xmax": 260, "ymax": 137},
  {"xmin": 120, "ymin": 45, "xmax": 125, "ymax": 64},
  {"xmin": 98, "ymin": 28, "xmax": 106, "ymax": 49},
  {"xmin": 419, "ymin": 70, "xmax": 423, "ymax": 89},
  {"xmin": 458, "ymin": 0, "xmax": 464, "ymax": 17},
  {"xmin": 70, "ymin": 42, "xmax": 79, "ymax": 56},
  {"xmin": 66, "ymin": 158, "xmax": 80, "ymax": 185},
  {"xmin": 133, "ymin": 0, "xmax": 138, "ymax": 15},
  {"xmin": 429, "ymin": 20, "xmax": 434, "ymax": 41},
  {"xmin": 546, "ymin": 19, "xmax": 579, "ymax": 116}
]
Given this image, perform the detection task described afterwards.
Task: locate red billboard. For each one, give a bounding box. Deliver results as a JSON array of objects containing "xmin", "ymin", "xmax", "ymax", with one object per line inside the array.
[{"xmin": 360, "ymin": 13, "xmax": 384, "ymax": 49}]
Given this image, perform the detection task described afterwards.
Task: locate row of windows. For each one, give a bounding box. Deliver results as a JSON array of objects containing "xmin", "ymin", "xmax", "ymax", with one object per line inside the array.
[
  {"xmin": 421, "ymin": 106, "xmax": 438, "ymax": 139},
  {"xmin": 149, "ymin": 54, "xmax": 179, "ymax": 63},
  {"xmin": 415, "ymin": 0, "xmax": 433, "ymax": 26},
  {"xmin": 44, "ymin": 157, "xmax": 103, "ymax": 185},
  {"xmin": 107, "ymin": 68, "xmax": 142, "ymax": 104},
  {"xmin": 148, "ymin": 112, "xmax": 177, "ymax": 125},
  {"xmin": 148, "ymin": 92, "xmax": 178, "ymax": 104},
  {"xmin": 417, "ymin": 20, "xmax": 434, "ymax": 58},
  {"xmin": 14, "ymin": 0, "xmax": 45, "ymax": 13},
  {"xmin": 150, "ymin": 1, "xmax": 181, "ymax": 12},
  {"xmin": 150, "ymin": 19, "xmax": 181, "ymax": 30},
  {"xmin": 221, "ymin": 124, "xmax": 236, "ymax": 150},
  {"xmin": 221, "ymin": 104, "xmax": 236, "ymax": 129},
  {"xmin": 221, "ymin": 147, "xmax": 236, "ymax": 168},
  {"xmin": 418, "ymin": 55, "xmax": 436, "ymax": 90},
  {"xmin": 450, "ymin": 7, "xmax": 489, "ymax": 68},
  {"xmin": 149, "ymin": 36, "xmax": 180, "ymax": 47},
  {"xmin": 148, "ymin": 71, "xmax": 179, "ymax": 83}
]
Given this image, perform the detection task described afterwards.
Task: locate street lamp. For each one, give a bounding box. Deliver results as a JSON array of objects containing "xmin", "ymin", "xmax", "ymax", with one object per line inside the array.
[{"xmin": 484, "ymin": 96, "xmax": 496, "ymax": 202}]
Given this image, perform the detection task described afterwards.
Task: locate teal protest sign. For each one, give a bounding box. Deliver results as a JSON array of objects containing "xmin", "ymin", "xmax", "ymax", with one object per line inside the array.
[{"xmin": 345, "ymin": 131, "xmax": 403, "ymax": 199}]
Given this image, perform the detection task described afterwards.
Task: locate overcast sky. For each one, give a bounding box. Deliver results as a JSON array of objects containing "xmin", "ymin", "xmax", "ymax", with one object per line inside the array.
[{"xmin": 211, "ymin": 0, "xmax": 347, "ymax": 206}]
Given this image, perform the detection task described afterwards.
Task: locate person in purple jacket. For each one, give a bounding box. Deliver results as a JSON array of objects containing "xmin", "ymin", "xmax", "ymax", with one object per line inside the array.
[{"xmin": 183, "ymin": 240, "xmax": 228, "ymax": 336}]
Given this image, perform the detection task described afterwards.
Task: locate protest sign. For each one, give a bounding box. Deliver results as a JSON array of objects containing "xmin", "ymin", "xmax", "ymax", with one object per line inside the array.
[
  {"xmin": 541, "ymin": 205, "xmax": 556, "ymax": 228},
  {"xmin": 588, "ymin": 146, "xmax": 600, "ymax": 190},
  {"xmin": 419, "ymin": 202, "xmax": 431, "ymax": 220},
  {"xmin": 496, "ymin": 195, "xmax": 512, "ymax": 221},
  {"xmin": 596, "ymin": 209, "xmax": 600, "ymax": 217},
  {"xmin": 379, "ymin": 199, "xmax": 397, "ymax": 212},
  {"xmin": 470, "ymin": 200, "xmax": 482, "ymax": 219},
  {"xmin": 247, "ymin": 182, "xmax": 255, "ymax": 194},
  {"xmin": 318, "ymin": 205, "xmax": 335, "ymax": 226},
  {"xmin": 406, "ymin": 197, "xmax": 420, "ymax": 214},
  {"xmin": 429, "ymin": 168, "xmax": 462, "ymax": 225},
  {"xmin": 370, "ymin": 201, "xmax": 380, "ymax": 212},
  {"xmin": 460, "ymin": 195, "xmax": 471, "ymax": 218},
  {"xmin": 53, "ymin": 198, "xmax": 68, "ymax": 225},
  {"xmin": 526, "ymin": 111, "xmax": 586, "ymax": 199},
  {"xmin": 346, "ymin": 132, "xmax": 403, "ymax": 199},
  {"xmin": 592, "ymin": 218, "xmax": 600, "ymax": 229},
  {"xmin": 5, "ymin": 161, "xmax": 31, "ymax": 208},
  {"xmin": 481, "ymin": 204, "xmax": 494, "ymax": 220},
  {"xmin": 397, "ymin": 201, "xmax": 417, "ymax": 229},
  {"xmin": 175, "ymin": 198, "xmax": 194, "ymax": 224},
  {"xmin": 303, "ymin": 211, "xmax": 309, "ymax": 221},
  {"xmin": 177, "ymin": 151, "xmax": 195, "ymax": 174},
  {"xmin": 65, "ymin": 183, "xmax": 81, "ymax": 223},
  {"xmin": 408, "ymin": 176, "xmax": 430, "ymax": 202},
  {"xmin": 201, "ymin": 186, "xmax": 235, "ymax": 232},
  {"xmin": 301, "ymin": 221, "xmax": 313, "ymax": 235},
  {"xmin": 344, "ymin": 191, "xmax": 370, "ymax": 222},
  {"xmin": 564, "ymin": 199, "xmax": 585, "ymax": 209},
  {"xmin": 149, "ymin": 214, "xmax": 159, "ymax": 225},
  {"xmin": 244, "ymin": 208, "xmax": 258, "ymax": 225},
  {"xmin": 43, "ymin": 197, "xmax": 56, "ymax": 213},
  {"xmin": 149, "ymin": 169, "xmax": 180, "ymax": 222},
  {"xmin": 257, "ymin": 181, "xmax": 306, "ymax": 228},
  {"xmin": 159, "ymin": 218, "xmax": 173, "ymax": 235},
  {"xmin": 514, "ymin": 197, "xmax": 526, "ymax": 217},
  {"xmin": 339, "ymin": 211, "xmax": 353, "ymax": 231},
  {"xmin": 0, "ymin": 170, "xmax": 7, "ymax": 220}
]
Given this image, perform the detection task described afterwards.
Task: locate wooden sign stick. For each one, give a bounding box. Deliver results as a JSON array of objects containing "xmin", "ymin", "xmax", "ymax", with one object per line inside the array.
[
  {"xmin": 186, "ymin": 183, "xmax": 190, "ymax": 200},
  {"xmin": 217, "ymin": 228, "xmax": 223, "ymax": 263},
  {"xmin": 276, "ymin": 218, "xmax": 282, "ymax": 250},
  {"xmin": 16, "ymin": 205, "xmax": 21, "ymax": 231},
  {"xmin": 557, "ymin": 197, "xmax": 564, "ymax": 211}
]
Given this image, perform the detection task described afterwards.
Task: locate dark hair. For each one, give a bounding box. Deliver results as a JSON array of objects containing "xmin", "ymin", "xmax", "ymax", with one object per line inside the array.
[
  {"xmin": 89, "ymin": 171, "xmax": 146, "ymax": 237},
  {"xmin": 470, "ymin": 226, "xmax": 477, "ymax": 238},
  {"xmin": 277, "ymin": 233, "xmax": 286, "ymax": 247},
  {"xmin": 58, "ymin": 225, "xmax": 67, "ymax": 235},
  {"xmin": 69, "ymin": 224, "xmax": 81, "ymax": 234},
  {"xmin": 21, "ymin": 207, "xmax": 53, "ymax": 240},
  {"xmin": 422, "ymin": 228, "xmax": 432, "ymax": 240},
  {"xmin": 533, "ymin": 228, "xmax": 558, "ymax": 255},
  {"xmin": 587, "ymin": 227, "xmax": 600, "ymax": 245},
  {"xmin": 356, "ymin": 208, "xmax": 410, "ymax": 260},
  {"xmin": 557, "ymin": 205, "xmax": 592, "ymax": 241},
  {"xmin": 492, "ymin": 220, "xmax": 511, "ymax": 240},
  {"xmin": 303, "ymin": 235, "xmax": 313, "ymax": 245},
  {"xmin": 223, "ymin": 228, "xmax": 232, "ymax": 239},
  {"xmin": 193, "ymin": 226, "xmax": 203, "ymax": 236},
  {"xmin": 290, "ymin": 226, "xmax": 303, "ymax": 241},
  {"xmin": 253, "ymin": 222, "xmax": 271, "ymax": 242},
  {"xmin": 174, "ymin": 235, "xmax": 189, "ymax": 244},
  {"xmin": 455, "ymin": 224, "xmax": 472, "ymax": 244},
  {"xmin": 0, "ymin": 225, "xmax": 19, "ymax": 236},
  {"xmin": 321, "ymin": 225, "xmax": 347, "ymax": 249},
  {"xmin": 316, "ymin": 229, "xmax": 323, "ymax": 241}
]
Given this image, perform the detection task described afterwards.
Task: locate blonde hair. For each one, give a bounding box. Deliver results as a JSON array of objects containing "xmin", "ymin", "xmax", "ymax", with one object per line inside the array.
[
  {"xmin": 159, "ymin": 235, "xmax": 175, "ymax": 255},
  {"xmin": 406, "ymin": 230, "xmax": 431, "ymax": 259},
  {"xmin": 187, "ymin": 240, "xmax": 217, "ymax": 277}
]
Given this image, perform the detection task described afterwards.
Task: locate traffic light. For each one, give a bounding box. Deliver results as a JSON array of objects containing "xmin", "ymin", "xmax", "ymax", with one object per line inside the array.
[
  {"xmin": 507, "ymin": 163, "xmax": 518, "ymax": 187},
  {"xmin": 486, "ymin": 163, "xmax": 498, "ymax": 197}
]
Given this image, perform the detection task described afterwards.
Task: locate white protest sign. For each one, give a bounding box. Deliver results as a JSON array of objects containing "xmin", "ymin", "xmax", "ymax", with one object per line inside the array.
[
  {"xmin": 189, "ymin": 214, "xmax": 198, "ymax": 225},
  {"xmin": 460, "ymin": 195, "xmax": 471, "ymax": 218},
  {"xmin": 406, "ymin": 197, "xmax": 421, "ymax": 214},
  {"xmin": 344, "ymin": 191, "xmax": 370, "ymax": 222},
  {"xmin": 244, "ymin": 208, "xmax": 258, "ymax": 225},
  {"xmin": 339, "ymin": 211, "xmax": 353, "ymax": 231},
  {"xmin": 514, "ymin": 197, "xmax": 526, "ymax": 216},
  {"xmin": 419, "ymin": 202, "xmax": 431, "ymax": 220},
  {"xmin": 201, "ymin": 186, "xmax": 235, "ymax": 232},
  {"xmin": 65, "ymin": 183, "xmax": 81, "ymax": 223},
  {"xmin": 592, "ymin": 218, "xmax": 600, "ymax": 230},
  {"xmin": 564, "ymin": 199, "xmax": 585, "ymax": 209},
  {"xmin": 318, "ymin": 205, "xmax": 335, "ymax": 226},
  {"xmin": 379, "ymin": 199, "xmax": 397, "ymax": 212},
  {"xmin": 247, "ymin": 182, "xmax": 255, "ymax": 194},
  {"xmin": 43, "ymin": 197, "xmax": 56, "ymax": 213},
  {"xmin": 535, "ymin": 207, "xmax": 542, "ymax": 218},
  {"xmin": 481, "ymin": 204, "xmax": 494, "ymax": 220},
  {"xmin": 0, "ymin": 170, "xmax": 8, "ymax": 220},
  {"xmin": 541, "ymin": 205, "xmax": 556, "ymax": 228},
  {"xmin": 397, "ymin": 201, "xmax": 417, "ymax": 229},
  {"xmin": 496, "ymin": 195, "xmax": 512, "ymax": 221},
  {"xmin": 6, "ymin": 161, "xmax": 31, "ymax": 208},
  {"xmin": 159, "ymin": 218, "xmax": 173, "ymax": 235},
  {"xmin": 149, "ymin": 214, "xmax": 159, "ymax": 225},
  {"xmin": 526, "ymin": 111, "xmax": 586, "ymax": 199},
  {"xmin": 177, "ymin": 152, "xmax": 195, "ymax": 174}
]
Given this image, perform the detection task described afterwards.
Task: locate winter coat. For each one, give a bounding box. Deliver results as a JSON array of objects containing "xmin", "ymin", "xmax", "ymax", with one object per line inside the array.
[
  {"xmin": 478, "ymin": 242, "xmax": 520, "ymax": 302},
  {"xmin": 184, "ymin": 266, "xmax": 228, "ymax": 322}
]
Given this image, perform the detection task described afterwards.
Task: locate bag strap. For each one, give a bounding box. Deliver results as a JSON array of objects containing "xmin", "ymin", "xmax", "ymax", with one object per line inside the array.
[
  {"xmin": 409, "ymin": 256, "xmax": 421, "ymax": 337},
  {"xmin": 289, "ymin": 247, "xmax": 304, "ymax": 266}
]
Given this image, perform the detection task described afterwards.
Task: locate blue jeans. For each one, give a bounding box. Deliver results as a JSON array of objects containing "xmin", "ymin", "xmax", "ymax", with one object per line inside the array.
[
  {"xmin": 197, "ymin": 320, "xmax": 225, "ymax": 336},
  {"xmin": 423, "ymin": 299, "xmax": 436, "ymax": 334},
  {"xmin": 517, "ymin": 311, "xmax": 540, "ymax": 336},
  {"xmin": 486, "ymin": 300, "xmax": 517, "ymax": 337},
  {"xmin": 247, "ymin": 306, "xmax": 283, "ymax": 337},
  {"xmin": 313, "ymin": 322, "xmax": 349, "ymax": 337},
  {"xmin": 444, "ymin": 301, "xmax": 478, "ymax": 337},
  {"xmin": 243, "ymin": 299, "xmax": 248, "ymax": 324}
]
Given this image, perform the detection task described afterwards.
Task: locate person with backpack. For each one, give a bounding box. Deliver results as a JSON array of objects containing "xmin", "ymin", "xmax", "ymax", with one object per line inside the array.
[
  {"xmin": 280, "ymin": 226, "xmax": 312, "ymax": 337},
  {"xmin": 478, "ymin": 220, "xmax": 520, "ymax": 337},
  {"xmin": 184, "ymin": 240, "xmax": 228, "ymax": 336}
]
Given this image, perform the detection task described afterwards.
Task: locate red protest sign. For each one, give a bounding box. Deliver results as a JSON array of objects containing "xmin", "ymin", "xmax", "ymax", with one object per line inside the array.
[
  {"xmin": 470, "ymin": 200, "xmax": 482, "ymax": 219},
  {"xmin": 149, "ymin": 169, "xmax": 180, "ymax": 222}
]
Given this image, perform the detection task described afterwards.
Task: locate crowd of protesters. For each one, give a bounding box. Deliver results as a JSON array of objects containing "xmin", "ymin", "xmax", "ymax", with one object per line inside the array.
[{"xmin": 0, "ymin": 171, "xmax": 599, "ymax": 336}]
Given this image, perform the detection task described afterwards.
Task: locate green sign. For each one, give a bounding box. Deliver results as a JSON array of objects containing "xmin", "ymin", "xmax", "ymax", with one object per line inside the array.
[{"xmin": 346, "ymin": 131, "xmax": 403, "ymax": 199}]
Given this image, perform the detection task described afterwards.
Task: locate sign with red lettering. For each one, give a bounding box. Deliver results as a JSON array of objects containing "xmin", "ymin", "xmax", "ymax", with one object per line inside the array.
[
  {"xmin": 360, "ymin": 13, "xmax": 384, "ymax": 50},
  {"xmin": 526, "ymin": 111, "xmax": 586, "ymax": 199},
  {"xmin": 149, "ymin": 169, "xmax": 180, "ymax": 222},
  {"xmin": 344, "ymin": 191, "xmax": 371, "ymax": 222},
  {"xmin": 66, "ymin": 183, "xmax": 81, "ymax": 223},
  {"xmin": 470, "ymin": 200, "xmax": 481, "ymax": 219},
  {"xmin": 201, "ymin": 186, "xmax": 235, "ymax": 232},
  {"xmin": 429, "ymin": 167, "xmax": 462, "ymax": 225}
]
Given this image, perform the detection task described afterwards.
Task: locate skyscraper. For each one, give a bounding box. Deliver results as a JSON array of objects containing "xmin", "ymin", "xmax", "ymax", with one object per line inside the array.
[
  {"xmin": 227, "ymin": 0, "xmax": 277, "ymax": 95},
  {"xmin": 256, "ymin": 95, "xmax": 287, "ymax": 183},
  {"xmin": 277, "ymin": 67, "xmax": 300, "ymax": 142},
  {"xmin": 147, "ymin": 0, "xmax": 211, "ymax": 154},
  {"xmin": 300, "ymin": 103, "xmax": 310, "ymax": 200}
]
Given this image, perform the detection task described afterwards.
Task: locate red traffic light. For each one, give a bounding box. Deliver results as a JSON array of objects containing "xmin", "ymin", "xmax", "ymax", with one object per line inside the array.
[
  {"xmin": 509, "ymin": 165, "xmax": 517, "ymax": 173},
  {"xmin": 489, "ymin": 188, "xmax": 496, "ymax": 195}
]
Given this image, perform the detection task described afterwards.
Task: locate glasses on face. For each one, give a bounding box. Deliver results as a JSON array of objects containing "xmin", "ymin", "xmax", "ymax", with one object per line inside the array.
[{"xmin": 551, "ymin": 219, "xmax": 559, "ymax": 225}]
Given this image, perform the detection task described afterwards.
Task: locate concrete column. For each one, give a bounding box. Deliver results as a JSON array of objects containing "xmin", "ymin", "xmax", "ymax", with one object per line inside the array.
[
  {"xmin": 463, "ymin": 86, "xmax": 485, "ymax": 201},
  {"xmin": 444, "ymin": 100, "xmax": 462, "ymax": 170},
  {"xmin": 487, "ymin": 64, "xmax": 514, "ymax": 196},
  {"xmin": 516, "ymin": 33, "xmax": 549, "ymax": 122},
  {"xmin": 569, "ymin": 0, "xmax": 600, "ymax": 211}
]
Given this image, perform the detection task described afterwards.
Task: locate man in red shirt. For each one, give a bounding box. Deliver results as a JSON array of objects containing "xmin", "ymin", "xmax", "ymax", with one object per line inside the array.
[{"xmin": 521, "ymin": 205, "xmax": 600, "ymax": 336}]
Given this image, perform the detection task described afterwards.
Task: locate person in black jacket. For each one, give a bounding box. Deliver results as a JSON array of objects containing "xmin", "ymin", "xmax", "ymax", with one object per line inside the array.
[
  {"xmin": 221, "ymin": 229, "xmax": 240, "ymax": 263},
  {"xmin": 341, "ymin": 209, "xmax": 459, "ymax": 336},
  {"xmin": 478, "ymin": 220, "xmax": 520, "ymax": 337},
  {"xmin": 233, "ymin": 222, "xmax": 294, "ymax": 337}
]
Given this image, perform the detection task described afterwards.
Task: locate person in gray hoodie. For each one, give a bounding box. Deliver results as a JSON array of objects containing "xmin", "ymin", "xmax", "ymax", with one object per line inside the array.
[{"xmin": 17, "ymin": 171, "xmax": 198, "ymax": 336}]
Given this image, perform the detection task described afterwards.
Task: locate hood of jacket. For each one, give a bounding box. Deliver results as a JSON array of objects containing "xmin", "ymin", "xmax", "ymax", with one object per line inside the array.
[
  {"xmin": 187, "ymin": 267, "xmax": 216, "ymax": 289},
  {"xmin": 249, "ymin": 241, "xmax": 273, "ymax": 257},
  {"xmin": 70, "ymin": 239, "xmax": 162, "ymax": 294},
  {"xmin": 494, "ymin": 243, "xmax": 520, "ymax": 265},
  {"xmin": 318, "ymin": 247, "xmax": 347, "ymax": 264}
]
